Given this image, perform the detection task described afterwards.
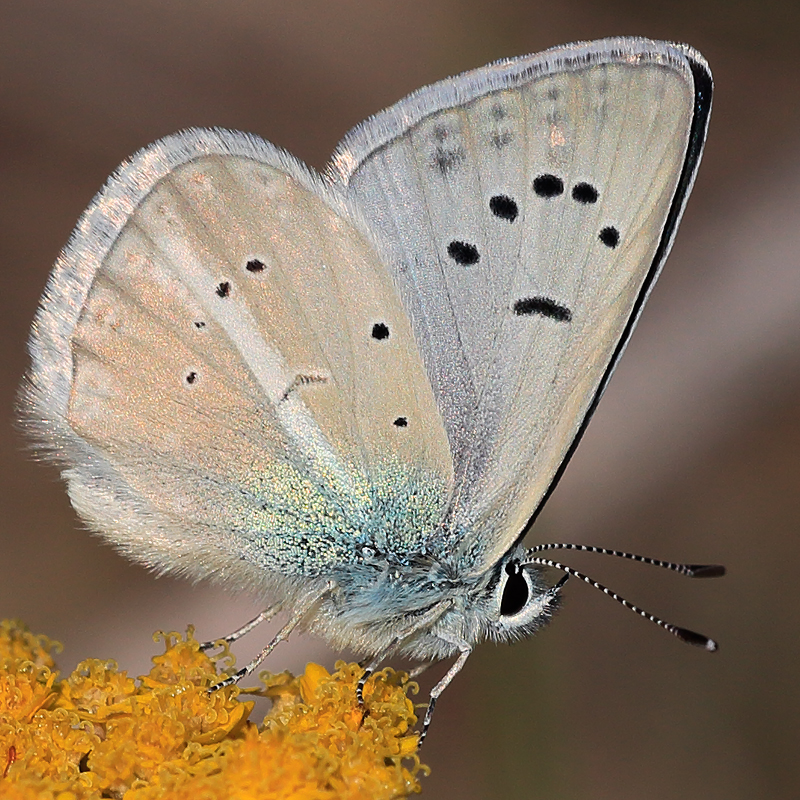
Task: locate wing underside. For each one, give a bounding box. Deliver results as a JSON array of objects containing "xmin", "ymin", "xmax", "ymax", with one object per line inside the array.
[
  {"xmin": 332, "ymin": 38, "xmax": 712, "ymax": 572},
  {"xmin": 24, "ymin": 131, "xmax": 453, "ymax": 583}
]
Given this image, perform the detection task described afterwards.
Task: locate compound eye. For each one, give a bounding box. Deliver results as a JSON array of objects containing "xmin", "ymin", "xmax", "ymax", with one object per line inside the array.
[{"xmin": 500, "ymin": 563, "xmax": 529, "ymax": 616}]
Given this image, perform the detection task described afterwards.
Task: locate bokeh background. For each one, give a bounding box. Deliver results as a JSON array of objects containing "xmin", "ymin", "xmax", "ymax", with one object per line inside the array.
[{"xmin": 2, "ymin": 2, "xmax": 799, "ymax": 798}]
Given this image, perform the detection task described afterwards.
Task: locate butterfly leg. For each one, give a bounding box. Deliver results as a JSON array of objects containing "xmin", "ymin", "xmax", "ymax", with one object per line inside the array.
[
  {"xmin": 418, "ymin": 634, "xmax": 472, "ymax": 745},
  {"xmin": 357, "ymin": 599, "xmax": 454, "ymax": 706},
  {"xmin": 199, "ymin": 605, "xmax": 283, "ymax": 651},
  {"xmin": 209, "ymin": 580, "xmax": 335, "ymax": 690},
  {"xmin": 357, "ymin": 653, "xmax": 384, "ymax": 706}
]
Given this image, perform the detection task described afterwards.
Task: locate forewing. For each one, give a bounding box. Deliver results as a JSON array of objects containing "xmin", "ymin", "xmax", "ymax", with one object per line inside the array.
[
  {"xmin": 24, "ymin": 129, "xmax": 453, "ymax": 586},
  {"xmin": 330, "ymin": 38, "xmax": 711, "ymax": 571}
]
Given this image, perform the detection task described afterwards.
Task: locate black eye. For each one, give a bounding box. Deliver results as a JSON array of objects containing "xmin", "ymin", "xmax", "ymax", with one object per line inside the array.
[{"xmin": 500, "ymin": 564, "xmax": 529, "ymax": 616}]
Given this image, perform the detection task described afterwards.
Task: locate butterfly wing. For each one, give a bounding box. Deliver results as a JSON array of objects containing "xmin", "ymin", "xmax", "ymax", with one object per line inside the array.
[
  {"xmin": 330, "ymin": 37, "xmax": 712, "ymax": 573},
  {"xmin": 24, "ymin": 129, "xmax": 453, "ymax": 589}
]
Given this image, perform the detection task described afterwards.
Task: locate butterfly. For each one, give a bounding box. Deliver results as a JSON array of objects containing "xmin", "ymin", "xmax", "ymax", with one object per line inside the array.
[{"xmin": 22, "ymin": 36, "xmax": 719, "ymax": 741}]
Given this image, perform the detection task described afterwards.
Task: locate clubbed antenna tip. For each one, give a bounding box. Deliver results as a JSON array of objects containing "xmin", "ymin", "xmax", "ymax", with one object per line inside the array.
[
  {"xmin": 675, "ymin": 626, "xmax": 719, "ymax": 651},
  {"xmin": 686, "ymin": 564, "xmax": 726, "ymax": 578}
]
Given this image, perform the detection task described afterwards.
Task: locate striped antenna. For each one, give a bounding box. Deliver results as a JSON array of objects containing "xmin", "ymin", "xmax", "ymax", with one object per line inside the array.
[{"xmin": 522, "ymin": 544, "xmax": 723, "ymax": 650}]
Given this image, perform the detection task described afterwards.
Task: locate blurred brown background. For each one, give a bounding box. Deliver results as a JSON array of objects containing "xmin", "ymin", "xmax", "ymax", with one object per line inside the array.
[{"xmin": 2, "ymin": 2, "xmax": 799, "ymax": 798}]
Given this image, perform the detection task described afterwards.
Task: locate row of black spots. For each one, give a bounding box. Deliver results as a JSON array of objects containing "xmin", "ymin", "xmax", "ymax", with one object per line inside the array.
[
  {"xmin": 192, "ymin": 260, "xmax": 268, "ymax": 374},
  {"xmin": 213, "ymin": 258, "xmax": 268, "ymax": 300},
  {"xmin": 489, "ymin": 103, "xmax": 515, "ymax": 150},
  {"xmin": 446, "ymin": 195, "xmax": 516, "ymax": 266},
  {"xmin": 189, "ymin": 311, "xmax": 407, "ymax": 430},
  {"xmin": 446, "ymin": 184, "xmax": 616, "ymax": 267},
  {"xmin": 532, "ymin": 173, "xmax": 599, "ymax": 204},
  {"xmin": 367, "ymin": 324, "xmax": 408, "ymax": 429},
  {"xmin": 187, "ymin": 281, "xmax": 206, "ymax": 377},
  {"xmin": 368, "ymin": 324, "xmax": 405, "ymax": 428},
  {"xmin": 431, "ymin": 125, "xmax": 465, "ymax": 176},
  {"xmin": 532, "ymin": 173, "xmax": 619, "ymax": 249},
  {"xmin": 225, "ymin": 257, "xmax": 268, "ymax": 283}
]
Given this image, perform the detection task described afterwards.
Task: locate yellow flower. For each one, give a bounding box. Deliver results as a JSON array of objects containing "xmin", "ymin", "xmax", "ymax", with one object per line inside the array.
[{"xmin": 0, "ymin": 620, "xmax": 427, "ymax": 798}]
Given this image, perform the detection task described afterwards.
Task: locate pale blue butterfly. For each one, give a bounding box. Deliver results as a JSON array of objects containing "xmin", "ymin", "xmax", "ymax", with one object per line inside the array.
[{"xmin": 21, "ymin": 36, "xmax": 722, "ymax": 741}]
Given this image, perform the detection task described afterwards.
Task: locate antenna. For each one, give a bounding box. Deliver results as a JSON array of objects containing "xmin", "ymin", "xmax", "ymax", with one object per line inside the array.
[{"xmin": 522, "ymin": 543, "xmax": 724, "ymax": 650}]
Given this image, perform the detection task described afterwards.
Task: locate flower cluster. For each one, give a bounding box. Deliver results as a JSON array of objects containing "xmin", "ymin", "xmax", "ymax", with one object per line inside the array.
[{"xmin": 0, "ymin": 619, "xmax": 426, "ymax": 798}]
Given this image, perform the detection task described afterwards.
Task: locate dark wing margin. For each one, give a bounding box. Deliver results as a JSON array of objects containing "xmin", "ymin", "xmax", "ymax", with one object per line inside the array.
[{"xmin": 515, "ymin": 47, "xmax": 713, "ymax": 545}]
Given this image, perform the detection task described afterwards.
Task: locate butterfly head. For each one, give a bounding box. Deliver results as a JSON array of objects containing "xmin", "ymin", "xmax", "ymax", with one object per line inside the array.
[{"xmin": 393, "ymin": 545, "xmax": 564, "ymax": 660}]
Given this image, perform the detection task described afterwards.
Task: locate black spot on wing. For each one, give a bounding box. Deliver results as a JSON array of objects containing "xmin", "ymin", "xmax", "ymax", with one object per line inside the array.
[
  {"xmin": 246, "ymin": 258, "xmax": 266, "ymax": 272},
  {"xmin": 489, "ymin": 195, "xmax": 518, "ymax": 222},
  {"xmin": 393, "ymin": 417, "xmax": 408, "ymax": 428},
  {"xmin": 371, "ymin": 323, "xmax": 390, "ymax": 340},
  {"xmin": 447, "ymin": 241, "xmax": 480, "ymax": 265},
  {"xmin": 599, "ymin": 226, "xmax": 620, "ymax": 248},
  {"xmin": 216, "ymin": 281, "xmax": 231, "ymax": 298},
  {"xmin": 533, "ymin": 174, "xmax": 564, "ymax": 198},
  {"xmin": 491, "ymin": 131, "xmax": 513, "ymax": 149},
  {"xmin": 433, "ymin": 146, "xmax": 465, "ymax": 175},
  {"xmin": 430, "ymin": 125, "xmax": 465, "ymax": 174},
  {"xmin": 513, "ymin": 297, "xmax": 572, "ymax": 322},
  {"xmin": 185, "ymin": 371, "xmax": 198, "ymax": 385},
  {"xmin": 572, "ymin": 182, "xmax": 599, "ymax": 204}
]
